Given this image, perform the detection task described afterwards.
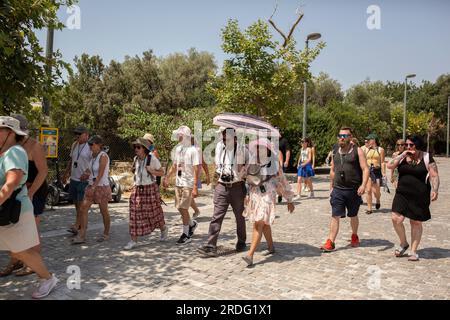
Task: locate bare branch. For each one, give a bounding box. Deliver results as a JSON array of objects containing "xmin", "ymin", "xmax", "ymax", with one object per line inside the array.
[
  {"xmin": 286, "ymin": 13, "xmax": 304, "ymax": 43},
  {"xmin": 268, "ymin": 19, "xmax": 287, "ymax": 43},
  {"xmin": 269, "ymin": 1, "xmax": 279, "ymax": 20}
]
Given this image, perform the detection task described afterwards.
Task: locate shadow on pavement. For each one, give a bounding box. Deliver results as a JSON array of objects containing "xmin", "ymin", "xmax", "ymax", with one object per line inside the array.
[
  {"xmin": 251, "ymin": 242, "xmax": 322, "ymax": 267},
  {"xmin": 337, "ymin": 239, "xmax": 394, "ymax": 252},
  {"xmin": 418, "ymin": 247, "xmax": 450, "ymax": 260}
]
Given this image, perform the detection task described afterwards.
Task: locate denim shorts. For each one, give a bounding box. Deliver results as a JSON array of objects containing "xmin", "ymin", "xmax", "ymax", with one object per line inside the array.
[
  {"xmin": 330, "ymin": 188, "xmax": 362, "ymax": 218},
  {"xmin": 69, "ymin": 179, "xmax": 88, "ymax": 202}
]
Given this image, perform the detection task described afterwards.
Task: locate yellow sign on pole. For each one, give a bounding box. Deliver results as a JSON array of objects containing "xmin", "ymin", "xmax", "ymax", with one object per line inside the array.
[{"xmin": 40, "ymin": 127, "xmax": 59, "ymax": 158}]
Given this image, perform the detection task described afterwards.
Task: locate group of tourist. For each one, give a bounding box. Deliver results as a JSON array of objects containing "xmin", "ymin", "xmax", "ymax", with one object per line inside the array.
[{"xmin": 0, "ymin": 114, "xmax": 441, "ymax": 299}]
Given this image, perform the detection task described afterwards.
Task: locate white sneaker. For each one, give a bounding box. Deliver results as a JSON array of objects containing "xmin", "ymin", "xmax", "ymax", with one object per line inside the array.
[
  {"xmin": 124, "ymin": 240, "xmax": 137, "ymax": 250},
  {"xmin": 293, "ymin": 195, "xmax": 301, "ymax": 201},
  {"xmin": 32, "ymin": 274, "xmax": 58, "ymax": 299},
  {"xmin": 160, "ymin": 226, "xmax": 169, "ymax": 242}
]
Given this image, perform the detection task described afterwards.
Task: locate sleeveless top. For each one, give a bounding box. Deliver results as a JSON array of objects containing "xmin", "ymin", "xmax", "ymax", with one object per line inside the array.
[
  {"xmin": 27, "ymin": 160, "xmax": 48, "ymax": 198},
  {"xmin": 365, "ymin": 147, "xmax": 381, "ymax": 168},
  {"xmin": 89, "ymin": 151, "xmax": 110, "ymax": 186},
  {"xmin": 333, "ymin": 146, "xmax": 362, "ymax": 190},
  {"xmin": 300, "ymin": 148, "xmax": 310, "ymax": 163}
]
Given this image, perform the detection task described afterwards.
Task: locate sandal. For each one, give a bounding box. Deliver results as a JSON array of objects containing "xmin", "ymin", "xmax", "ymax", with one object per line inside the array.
[
  {"xmin": 14, "ymin": 266, "xmax": 35, "ymax": 277},
  {"xmin": 0, "ymin": 261, "xmax": 23, "ymax": 277},
  {"xmin": 394, "ymin": 243, "xmax": 409, "ymax": 257},
  {"xmin": 408, "ymin": 253, "xmax": 420, "ymax": 261},
  {"xmin": 67, "ymin": 226, "xmax": 79, "ymax": 236},
  {"xmin": 96, "ymin": 234, "xmax": 109, "ymax": 243},
  {"xmin": 375, "ymin": 203, "xmax": 381, "ymax": 210},
  {"xmin": 262, "ymin": 248, "xmax": 275, "ymax": 256},
  {"xmin": 365, "ymin": 210, "xmax": 373, "ymax": 215},
  {"xmin": 71, "ymin": 236, "xmax": 86, "ymax": 245}
]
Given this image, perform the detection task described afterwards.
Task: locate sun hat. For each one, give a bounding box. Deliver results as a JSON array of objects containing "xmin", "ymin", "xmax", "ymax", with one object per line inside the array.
[
  {"xmin": 0, "ymin": 116, "xmax": 28, "ymax": 136},
  {"xmin": 73, "ymin": 125, "xmax": 89, "ymax": 134},
  {"xmin": 143, "ymin": 133, "xmax": 155, "ymax": 144},
  {"xmin": 132, "ymin": 137, "xmax": 151, "ymax": 150},
  {"xmin": 173, "ymin": 126, "xmax": 192, "ymax": 138}
]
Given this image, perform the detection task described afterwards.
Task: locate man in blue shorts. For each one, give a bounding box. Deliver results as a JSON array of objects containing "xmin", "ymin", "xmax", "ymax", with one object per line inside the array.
[
  {"xmin": 320, "ymin": 127, "xmax": 369, "ymax": 252},
  {"xmin": 63, "ymin": 125, "xmax": 92, "ymax": 235}
]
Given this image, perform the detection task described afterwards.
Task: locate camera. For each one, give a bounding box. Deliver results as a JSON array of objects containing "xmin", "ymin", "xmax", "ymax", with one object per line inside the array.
[
  {"xmin": 73, "ymin": 161, "xmax": 78, "ymax": 168},
  {"xmin": 259, "ymin": 185, "xmax": 266, "ymax": 193},
  {"xmin": 220, "ymin": 173, "xmax": 233, "ymax": 183},
  {"xmin": 339, "ymin": 171, "xmax": 345, "ymax": 181},
  {"xmin": 138, "ymin": 185, "xmax": 144, "ymax": 192}
]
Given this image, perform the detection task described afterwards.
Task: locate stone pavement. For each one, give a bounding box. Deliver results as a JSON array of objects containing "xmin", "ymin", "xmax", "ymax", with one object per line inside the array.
[{"xmin": 1, "ymin": 158, "xmax": 449, "ymax": 300}]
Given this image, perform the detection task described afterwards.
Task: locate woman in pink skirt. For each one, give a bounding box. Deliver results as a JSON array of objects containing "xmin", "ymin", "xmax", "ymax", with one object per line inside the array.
[
  {"xmin": 124, "ymin": 137, "xmax": 168, "ymax": 250},
  {"xmin": 72, "ymin": 135, "xmax": 112, "ymax": 244},
  {"xmin": 242, "ymin": 138, "xmax": 295, "ymax": 267}
]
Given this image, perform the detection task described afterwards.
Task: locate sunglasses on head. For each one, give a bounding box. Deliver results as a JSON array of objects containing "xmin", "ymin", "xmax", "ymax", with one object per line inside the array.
[
  {"xmin": 406, "ymin": 143, "xmax": 415, "ymax": 147},
  {"xmin": 337, "ymin": 134, "xmax": 351, "ymax": 139}
]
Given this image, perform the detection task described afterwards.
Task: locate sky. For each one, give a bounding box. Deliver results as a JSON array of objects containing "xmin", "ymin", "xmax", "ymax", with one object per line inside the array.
[{"xmin": 36, "ymin": 0, "xmax": 450, "ymax": 90}]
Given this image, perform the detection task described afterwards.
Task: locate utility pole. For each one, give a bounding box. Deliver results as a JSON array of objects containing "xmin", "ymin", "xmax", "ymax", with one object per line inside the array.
[{"xmin": 42, "ymin": 27, "xmax": 54, "ymax": 123}]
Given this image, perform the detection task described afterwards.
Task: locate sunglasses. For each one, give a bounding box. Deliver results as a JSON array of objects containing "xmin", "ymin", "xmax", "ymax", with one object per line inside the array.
[
  {"xmin": 406, "ymin": 143, "xmax": 415, "ymax": 147},
  {"xmin": 134, "ymin": 145, "xmax": 142, "ymax": 150},
  {"xmin": 337, "ymin": 134, "xmax": 351, "ymax": 139},
  {"xmin": 397, "ymin": 143, "xmax": 405, "ymax": 146}
]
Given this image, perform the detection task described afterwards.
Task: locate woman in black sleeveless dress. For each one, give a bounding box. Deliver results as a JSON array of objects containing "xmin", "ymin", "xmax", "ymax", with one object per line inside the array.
[{"xmin": 387, "ymin": 135, "xmax": 440, "ymax": 261}]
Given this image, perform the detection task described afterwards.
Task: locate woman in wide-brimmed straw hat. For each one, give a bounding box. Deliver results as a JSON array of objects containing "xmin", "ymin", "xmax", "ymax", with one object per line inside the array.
[{"xmin": 124, "ymin": 137, "xmax": 168, "ymax": 250}]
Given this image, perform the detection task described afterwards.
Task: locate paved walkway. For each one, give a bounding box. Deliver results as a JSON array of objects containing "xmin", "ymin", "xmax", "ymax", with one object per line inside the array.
[{"xmin": 1, "ymin": 158, "xmax": 449, "ymax": 300}]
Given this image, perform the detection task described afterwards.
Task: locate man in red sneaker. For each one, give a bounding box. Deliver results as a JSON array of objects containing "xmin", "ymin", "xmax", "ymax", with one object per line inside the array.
[{"xmin": 321, "ymin": 127, "xmax": 369, "ymax": 252}]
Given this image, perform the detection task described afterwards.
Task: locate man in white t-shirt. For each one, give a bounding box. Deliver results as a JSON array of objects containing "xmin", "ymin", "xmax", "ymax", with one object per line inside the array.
[
  {"xmin": 162, "ymin": 126, "xmax": 200, "ymax": 244},
  {"xmin": 63, "ymin": 125, "xmax": 92, "ymax": 236}
]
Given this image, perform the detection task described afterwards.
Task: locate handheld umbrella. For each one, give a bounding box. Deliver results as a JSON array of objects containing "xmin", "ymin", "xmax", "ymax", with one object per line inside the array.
[{"xmin": 213, "ymin": 113, "xmax": 280, "ymax": 138}]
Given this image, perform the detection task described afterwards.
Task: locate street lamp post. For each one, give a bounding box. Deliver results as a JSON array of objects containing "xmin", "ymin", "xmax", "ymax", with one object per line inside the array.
[
  {"xmin": 302, "ymin": 32, "xmax": 321, "ymax": 139},
  {"xmin": 402, "ymin": 73, "xmax": 416, "ymax": 140},
  {"xmin": 42, "ymin": 27, "xmax": 54, "ymax": 121}
]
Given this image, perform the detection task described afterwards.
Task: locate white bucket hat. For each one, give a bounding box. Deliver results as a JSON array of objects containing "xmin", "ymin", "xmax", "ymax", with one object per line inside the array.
[
  {"xmin": 0, "ymin": 116, "xmax": 28, "ymax": 136},
  {"xmin": 173, "ymin": 125, "xmax": 192, "ymax": 138}
]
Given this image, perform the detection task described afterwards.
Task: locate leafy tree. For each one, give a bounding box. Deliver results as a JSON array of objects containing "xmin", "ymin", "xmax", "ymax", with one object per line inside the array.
[
  {"xmin": 309, "ymin": 72, "xmax": 344, "ymax": 107},
  {"xmin": 0, "ymin": 0, "xmax": 75, "ymax": 114},
  {"xmin": 211, "ymin": 19, "xmax": 325, "ymax": 126}
]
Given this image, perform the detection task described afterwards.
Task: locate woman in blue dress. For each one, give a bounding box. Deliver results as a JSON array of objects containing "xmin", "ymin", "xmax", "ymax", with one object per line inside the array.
[{"xmin": 295, "ymin": 137, "xmax": 315, "ymax": 199}]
